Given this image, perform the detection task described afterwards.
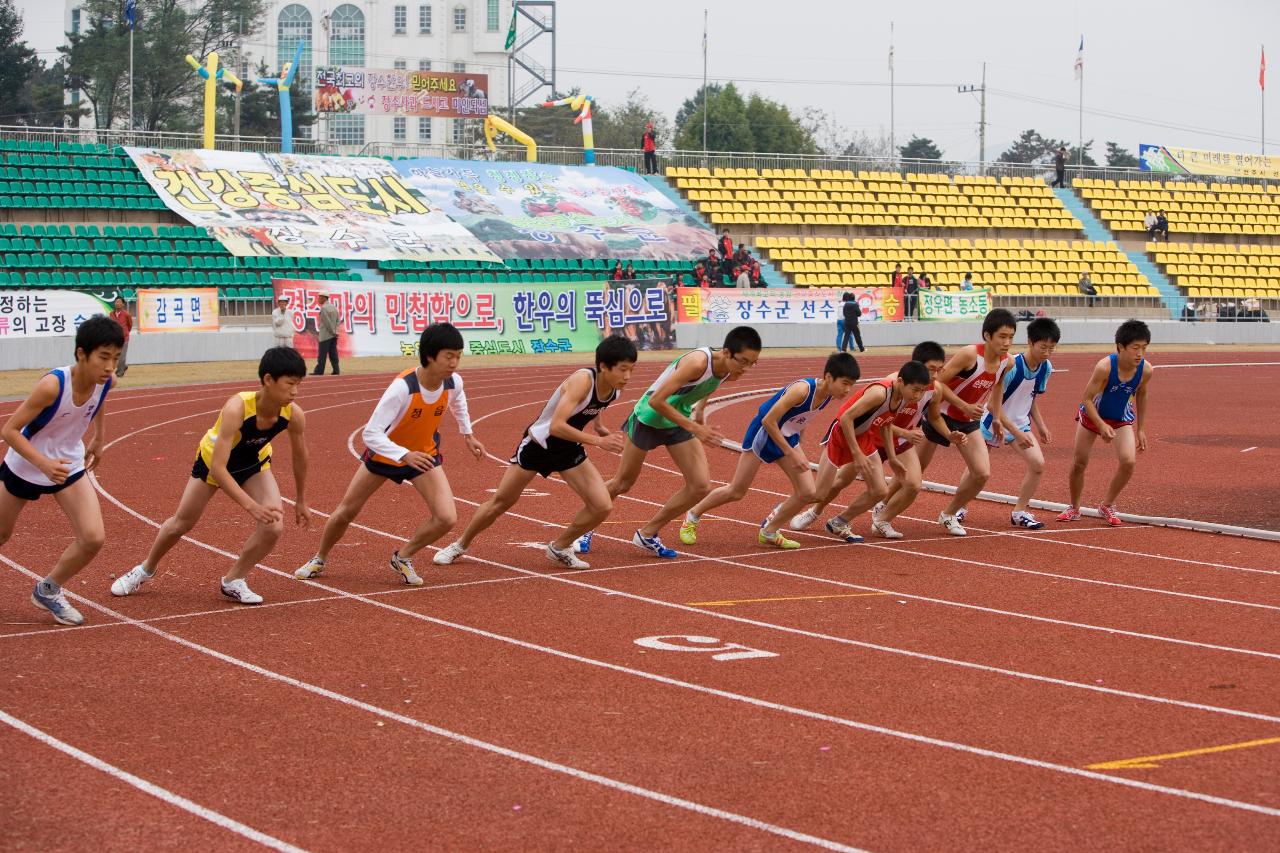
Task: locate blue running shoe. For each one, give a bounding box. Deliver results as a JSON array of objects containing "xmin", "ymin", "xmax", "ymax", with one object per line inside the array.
[
  {"xmin": 632, "ymin": 530, "xmax": 677, "ymax": 559},
  {"xmin": 572, "ymin": 530, "xmax": 594, "ymax": 554},
  {"xmin": 31, "ymin": 582, "xmax": 84, "ymax": 626}
]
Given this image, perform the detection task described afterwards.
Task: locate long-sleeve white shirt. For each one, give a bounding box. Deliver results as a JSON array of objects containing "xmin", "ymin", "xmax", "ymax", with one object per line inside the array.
[{"xmin": 361, "ymin": 371, "xmax": 472, "ymax": 462}]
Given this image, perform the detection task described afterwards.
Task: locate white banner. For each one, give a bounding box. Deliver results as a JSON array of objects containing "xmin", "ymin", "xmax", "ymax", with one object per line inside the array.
[{"xmin": 0, "ymin": 290, "xmax": 111, "ymax": 338}]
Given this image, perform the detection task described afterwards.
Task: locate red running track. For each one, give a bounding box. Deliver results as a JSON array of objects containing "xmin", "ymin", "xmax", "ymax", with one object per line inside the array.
[{"xmin": 2, "ymin": 352, "xmax": 1279, "ymax": 851}]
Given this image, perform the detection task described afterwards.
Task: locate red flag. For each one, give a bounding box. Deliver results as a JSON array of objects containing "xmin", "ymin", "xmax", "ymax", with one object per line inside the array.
[{"xmin": 1262, "ymin": 46, "xmax": 1267, "ymax": 90}]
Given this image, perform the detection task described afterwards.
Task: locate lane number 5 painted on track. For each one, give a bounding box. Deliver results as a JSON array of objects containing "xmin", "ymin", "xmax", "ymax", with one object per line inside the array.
[{"xmin": 633, "ymin": 635, "xmax": 778, "ymax": 662}]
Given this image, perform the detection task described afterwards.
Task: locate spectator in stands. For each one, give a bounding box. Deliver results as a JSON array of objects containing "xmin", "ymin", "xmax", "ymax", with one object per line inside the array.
[
  {"xmin": 719, "ymin": 229, "xmax": 734, "ymax": 260},
  {"xmin": 840, "ymin": 292, "xmax": 865, "ymax": 353},
  {"xmin": 735, "ymin": 265, "xmax": 751, "ymax": 288},
  {"xmin": 960, "ymin": 272, "xmax": 974, "ymax": 291},
  {"xmin": 612, "ymin": 261, "xmax": 625, "ymax": 280},
  {"xmin": 1052, "ymin": 146, "xmax": 1067, "ymax": 188},
  {"xmin": 1078, "ymin": 270, "xmax": 1098, "ymax": 307},
  {"xmin": 891, "ymin": 263, "xmax": 903, "ymax": 288},
  {"xmin": 736, "ymin": 243, "xmax": 751, "ymax": 266},
  {"xmin": 1240, "ymin": 296, "xmax": 1270, "ymax": 322},
  {"xmin": 1219, "ymin": 300, "xmax": 1239, "ymax": 322},
  {"xmin": 642, "ymin": 123, "xmax": 658, "ymax": 174},
  {"xmin": 1181, "ymin": 301, "xmax": 1198, "ymax": 322},
  {"xmin": 749, "ymin": 259, "xmax": 763, "ymax": 287},
  {"xmin": 1154, "ymin": 210, "xmax": 1170, "ymax": 242},
  {"xmin": 623, "ymin": 262, "xmax": 638, "ymax": 280},
  {"xmin": 1143, "ymin": 210, "xmax": 1159, "ymax": 240},
  {"xmin": 312, "ymin": 293, "xmax": 340, "ymax": 376},
  {"xmin": 271, "ymin": 297, "xmax": 293, "ymax": 349},
  {"xmin": 918, "ymin": 271, "xmax": 933, "ymax": 291},
  {"xmin": 706, "ymin": 248, "xmax": 721, "ymax": 281},
  {"xmin": 720, "ymin": 249, "xmax": 736, "ymax": 284},
  {"xmin": 111, "ymin": 297, "xmax": 133, "ymax": 378},
  {"xmin": 902, "ymin": 266, "xmax": 919, "ymax": 320}
]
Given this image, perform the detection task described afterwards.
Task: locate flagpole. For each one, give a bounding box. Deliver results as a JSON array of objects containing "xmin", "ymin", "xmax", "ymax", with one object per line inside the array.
[
  {"xmin": 1262, "ymin": 44, "xmax": 1267, "ymax": 156},
  {"xmin": 128, "ymin": 27, "xmax": 134, "ymax": 131},
  {"xmin": 1077, "ymin": 47, "xmax": 1083, "ymax": 168},
  {"xmin": 701, "ymin": 9, "xmax": 708, "ymax": 163},
  {"xmin": 889, "ymin": 21, "xmax": 896, "ymax": 161}
]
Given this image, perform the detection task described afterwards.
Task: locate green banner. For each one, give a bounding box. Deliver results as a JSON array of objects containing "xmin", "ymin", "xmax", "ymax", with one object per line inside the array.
[{"xmin": 918, "ymin": 288, "xmax": 993, "ymax": 321}]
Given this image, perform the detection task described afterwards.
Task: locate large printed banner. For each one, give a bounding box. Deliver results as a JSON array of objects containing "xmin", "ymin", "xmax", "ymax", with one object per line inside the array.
[
  {"xmin": 137, "ymin": 288, "xmax": 219, "ymax": 333},
  {"xmin": 396, "ymin": 158, "xmax": 718, "ymax": 261},
  {"xmin": 125, "ymin": 148, "xmax": 500, "ymax": 264},
  {"xmin": 272, "ymin": 277, "xmax": 674, "ymax": 359},
  {"xmin": 0, "ymin": 290, "xmax": 110, "ymax": 338},
  {"xmin": 316, "ymin": 67, "xmax": 489, "ymax": 119},
  {"xmin": 1139, "ymin": 144, "xmax": 1280, "ymax": 180},
  {"xmin": 677, "ymin": 287, "xmax": 904, "ymax": 325},
  {"xmin": 918, "ymin": 288, "xmax": 992, "ymax": 321}
]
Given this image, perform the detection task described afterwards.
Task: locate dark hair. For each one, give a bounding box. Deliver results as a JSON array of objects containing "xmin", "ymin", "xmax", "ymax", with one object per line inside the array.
[
  {"xmin": 911, "ymin": 340, "xmax": 945, "ymax": 364},
  {"xmin": 1026, "ymin": 317, "xmax": 1061, "ymax": 344},
  {"xmin": 981, "ymin": 308, "xmax": 1018, "ymax": 337},
  {"xmin": 841, "ymin": 292, "xmax": 853, "ymax": 302},
  {"xmin": 259, "ymin": 346, "xmax": 307, "ymax": 381},
  {"xmin": 420, "ymin": 322, "xmax": 465, "ymax": 365},
  {"xmin": 596, "ymin": 334, "xmax": 638, "ymax": 368},
  {"xmin": 898, "ymin": 360, "xmax": 931, "ymax": 386},
  {"xmin": 722, "ymin": 325, "xmax": 762, "ymax": 354},
  {"xmin": 1115, "ymin": 319, "xmax": 1151, "ymax": 348},
  {"xmin": 75, "ymin": 315, "xmax": 125, "ymax": 357},
  {"xmin": 823, "ymin": 352, "xmax": 860, "ymax": 381}
]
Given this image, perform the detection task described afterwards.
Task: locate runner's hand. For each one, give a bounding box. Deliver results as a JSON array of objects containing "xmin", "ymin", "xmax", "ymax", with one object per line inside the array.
[
  {"xmin": 958, "ymin": 400, "xmax": 983, "ymax": 420},
  {"xmin": 693, "ymin": 422, "xmax": 725, "ymax": 447},
  {"xmin": 1014, "ymin": 430, "xmax": 1034, "ymax": 449},
  {"xmin": 84, "ymin": 439, "xmax": 105, "ymax": 472},
  {"xmin": 1137, "ymin": 429, "xmax": 1148, "ymax": 452},
  {"xmin": 597, "ymin": 433, "xmax": 626, "ymax": 455},
  {"xmin": 464, "ymin": 434, "xmax": 485, "ymax": 460},
  {"xmin": 949, "ymin": 430, "xmax": 968, "ymax": 446},
  {"xmin": 247, "ymin": 502, "xmax": 283, "ymax": 525},
  {"xmin": 403, "ymin": 451, "xmax": 435, "ymax": 471},
  {"xmin": 1099, "ymin": 424, "xmax": 1116, "ymax": 443},
  {"xmin": 294, "ymin": 501, "xmax": 312, "ymax": 528},
  {"xmin": 903, "ymin": 428, "xmax": 926, "ymax": 447},
  {"xmin": 39, "ymin": 457, "xmax": 72, "ymax": 484},
  {"xmin": 1038, "ymin": 426, "xmax": 1053, "ymax": 446},
  {"xmin": 888, "ymin": 456, "xmax": 907, "ymax": 478}
]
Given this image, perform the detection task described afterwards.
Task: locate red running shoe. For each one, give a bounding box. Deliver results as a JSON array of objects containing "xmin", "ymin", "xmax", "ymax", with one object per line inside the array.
[
  {"xmin": 1056, "ymin": 507, "xmax": 1082, "ymax": 522},
  {"xmin": 1098, "ymin": 503, "xmax": 1122, "ymax": 526}
]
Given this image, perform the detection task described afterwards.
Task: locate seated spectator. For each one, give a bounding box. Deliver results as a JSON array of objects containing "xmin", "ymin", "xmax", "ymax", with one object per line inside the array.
[
  {"xmin": 1219, "ymin": 300, "xmax": 1238, "ymax": 322},
  {"xmin": 612, "ymin": 261, "xmax": 624, "ymax": 280},
  {"xmin": 1143, "ymin": 210, "xmax": 1159, "ymax": 241},
  {"xmin": 735, "ymin": 265, "xmax": 751, "ymax": 288},
  {"xmin": 1154, "ymin": 209, "xmax": 1170, "ymax": 242},
  {"xmin": 736, "ymin": 243, "xmax": 751, "ymax": 265},
  {"xmin": 623, "ymin": 262, "xmax": 637, "ymax": 280},
  {"xmin": 918, "ymin": 271, "xmax": 932, "ymax": 291},
  {"xmin": 1078, "ymin": 270, "xmax": 1098, "ymax": 307},
  {"xmin": 705, "ymin": 248, "xmax": 719, "ymax": 273},
  {"xmin": 749, "ymin": 259, "xmax": 762, "ymax": 287},
  {"xmin": 1181, "ymin": 301, "xmax": 1199, "ymax": 322},
  {"xmin": 960, "ymin": 272, "xmax": 974, "ymax": 290}
]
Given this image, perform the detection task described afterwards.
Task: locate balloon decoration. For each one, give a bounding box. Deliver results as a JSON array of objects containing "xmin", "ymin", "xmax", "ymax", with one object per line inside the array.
[
  {"xmin": 483, "ymin": 114, "xmax": 537, "ymax": 162},
  {"xmin": 256, "ymin": 41, "xmax": 306, "ymax": 154},
  {"xmin": 185, "ymin": 52, "xmax": 243, "ymax": 150},
  {"xmin": 541, "ymin": 94, "xmax": 595, "ymax": 165}
]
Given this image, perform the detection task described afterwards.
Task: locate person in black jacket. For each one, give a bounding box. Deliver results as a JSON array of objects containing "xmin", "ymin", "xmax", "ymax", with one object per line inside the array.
[
  {"xmin": 840, "ymin": 292, "xmax": 864, "ymax": 352},
  {"xmin": 1052, "ymin": 146, "xmax": 1067, "ymax": 188}
]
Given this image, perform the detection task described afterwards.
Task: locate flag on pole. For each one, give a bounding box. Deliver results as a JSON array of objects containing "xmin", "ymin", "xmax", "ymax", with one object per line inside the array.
[
  {"xmin": 1074, "ymin": 36, "xmax": 1083, "ymax": 81},
  {"xmin": 125, "ymin": 0, "xmax": 136, "ymax": 30},
  {"xmin": 504, "ymin": 3, "xmax": 517, "ymax": 50},
  {"xmin": 1261, "ymin": 46, "xmax": 1267, "ymax": 90}
]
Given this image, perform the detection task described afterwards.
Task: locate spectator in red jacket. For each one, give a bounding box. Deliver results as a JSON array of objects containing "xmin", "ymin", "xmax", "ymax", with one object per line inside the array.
[
  {"xmin": 612, "ymin": 261, "xmax": 624, "ymax": 280},
  {"xmin": 642, "ymin": 123, "xmax": 658, "ymax": 174},
  {"xmin": 719, "ymin": 229, "xmax": 733, "ymax": 260},
  {"xmin": 749, "ymin": 260, "xmax": 762, "ymax": 287},
  {"xmin": 110, "ymin": 297, "xmax": 133, "ymax": 378}
]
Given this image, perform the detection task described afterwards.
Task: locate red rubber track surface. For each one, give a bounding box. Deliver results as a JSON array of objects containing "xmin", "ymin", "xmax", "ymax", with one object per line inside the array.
[{"xmin": 2, "ymin": 351, "xmax": 1279, "ymax": 852}]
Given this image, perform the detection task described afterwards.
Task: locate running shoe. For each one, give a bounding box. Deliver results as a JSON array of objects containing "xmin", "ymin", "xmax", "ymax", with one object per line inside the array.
[
  {"xmin": 938, "ymin": 512, "xmax": 967, "ymax": 537},
  {"xmin": 572, "ymin": 531, "xmax": 593, "ymax": 554},
  {"xmin": 219, "ymin": 578, "xmax": 263, "ymax": 605},
  {"xmin": 31, "ymin": 583, "xmax": 84, "ymax": 626},
  {"xmin": 758, "ymin": 529, "xmax": 801, "ymax": 549},
  {"xmin": 546, "ymin": 542, "xmax": 589, "ymax": 570},
  {"xmin": 790, "ymin": 507, "xmax": 820, "ymax": 530},
  {"xmin": 871, "ymin": 501, "xmax": 886, "ymax": 522},
  {"xmin": 390, "ymin": 551, "xmax": 424, "ymax": 586},
  {"xmin": 433, "ymin": 542, "xmax": 466, "ymax": 565},
  {"xmin": 111, "ymin": 564, "xmax": 153, "ymax": 597},
  {"xmin": 955, "ymin": 507, "xmax": 968, "ymax": 524},
  {"xmin": 1011, "ymin": 511, "xmax": 1045, "ymax": 530},
  {"xmin": 679, "ymin": 515, "xmax": 699, "ymax": 545},
  {"xmin": 1098, "ymin": 503, "xmax": 1123, "ymax": 527},
  {"xmin": 632, "ymin": 531, "xmax": 677, "ymax": 559},
  {"xmin": 871, "ymin": 519, "xmax": 904, "ymax": 540},
  {"xmin": 825, "ymin": 517, "xmax": 864, "ymax": 544},
  {"xmin": 1056, "ymin": 507, "xmax": 1082, "ymax": 522},
  {"xmin": 294, "ymin": 555, "xmax": 326, "ymax": 580}
]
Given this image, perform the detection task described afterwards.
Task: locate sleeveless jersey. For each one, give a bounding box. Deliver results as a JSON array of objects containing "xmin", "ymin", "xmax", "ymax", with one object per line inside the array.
[
  {"xmin": 1082, "ymin": 354, "xmax": 1144, "ymax": 424},
  {"xmin": 196, "ymin": 391, "xmax": 292, "ymax": 475},
  {"xmin": 747, "ymin": 378, "xmax": 833, "ymax": 439},
  {"xmin": 364, "ymin": 369, "xmax": 469, "ymax": 466},
  {"xmin": 822, "ymin": 379, "xmax": 901, "ymax": 448},
  {"xmin": 982, "ymin": 353, "xmax": 1051, "ymax": 433},
  {"xmin": 3, "ymin": 366, "xmax": 111, "ymax": 487},
  {"xmin": 944, "ymin": 343, "xmax": 1011, "ymax": 422},
  {"xmin": 893, "ymin": 387, "xmax": 933, "ymax": 454},
  {"xmin": 632, "ymin": 347, "xmax": 724, "ymax": 430},
  {"xmin": 518, "ymin": 368, "xmax": 618, "ymax": 453}
]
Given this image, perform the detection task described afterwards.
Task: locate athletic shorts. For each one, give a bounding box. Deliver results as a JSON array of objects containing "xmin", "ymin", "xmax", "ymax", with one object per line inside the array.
[
  {"xmin": 361, "ymin": 449, "xmax": 439, "ymax": 484},
  {"xmin": 191, "ymin": 455, "xmax": 267, "ymax": 488},
  {"xmin": 821, "ymin": 420, "xmax": 878, "ymax": 468},
  {"xmin": 513, "ymin": 438, "xmax": 587, "ymax": 478},
  {"xmin": 742, "ymin": 417, "xmax": 799, "ymax": 464},
  {"xmin": 981, "ymin": 420, "xmax": 1032, "ymax": 447},
  {"xmin": 922, "ymin": 414, "xmax": 983, "ymax": 448},
  {"xmin": 624, "ymin": 413, "xmax": 694, "ymax": 451},
  {"xmin": 0, "ymin": 462, "xmax": 85, "ymax": 502},
  {"xmin": 1076, "ymin": 413, "xmax": 1134, "ymax": 435}
]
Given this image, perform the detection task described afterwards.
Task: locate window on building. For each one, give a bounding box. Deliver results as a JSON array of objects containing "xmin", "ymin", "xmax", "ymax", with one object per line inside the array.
[
  {"xmin": 418, "ymin": 117, "xmax": 432, "ymax": 141},
  {"xmin": 418, "ymin": 4, "xmax": 432, "ymax": 34},
  {"xmin": 451, "ymin": 118, "xmax": 465, "ymax": 144},
  {"xmin": 394, "ymin": 59, "xmax": 406, "ymax": 70},
  {"xmin": 453, "ymin": 5, "xmax": 466, "ymax": 31},
  {"xmin": 487, "ymin": 0, "xmax": 500, "ymax": 31},
  {"xmin": 394, "ymin": 117, "xmax": 407, "ymax": 141},
  {"xmin": 394, "ymin": 5, "xmax": 407, "ymax": 34},
  {"xmin": 328, "ymin": 113, "xmax": 365, "ymax": 146},
  {"xmin": 418, "ymin": 59, "xmax": 432, "ymax": 71},
  {"xmin": 329, "ymin": 4, "xmax": 366, "ymax": 66},
  {"xmin": 70, "ymin": 8, "xmax": 80, "ymax": 35},
  {"xmin": 277, "ymin": 5, "xmax": 314, "ymax": 93},
  {"xmin": 452, "ymin": 61, "xmax": 466, "ymax": 73}
]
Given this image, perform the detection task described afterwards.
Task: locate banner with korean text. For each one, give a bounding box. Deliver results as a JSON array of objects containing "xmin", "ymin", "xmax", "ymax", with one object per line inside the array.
[
  {"xmin": 136, "ymin": 289, "xmax": 219, "ymax": 332},
  {"xmin": 676, "ymin": 286, "xmax": 904, "ymax": 325},
  {"xmin": 124, "ymin": 148, "xmax": 500, "ymax": 264},
  {"xmin": 272, "ymin": 278, "xmax": 675, "ymax": 359},
  {"xmin": 1139, "ymin": 144, "xmax": 1280, "ymax": 180},
  {"xmin": 917, "ymin": 288, "xmax": 992, "ymax": 321},
  {"xmin": 315, "ymin": 67, "xmax": 489, "ymax": 119},
  {"xmin": 0, "ymin": 290, "xmax": 111, "ymax": 338},
  {"xmin": 395, "ymin": 158, "xmax": 718, "ymax": 261}
]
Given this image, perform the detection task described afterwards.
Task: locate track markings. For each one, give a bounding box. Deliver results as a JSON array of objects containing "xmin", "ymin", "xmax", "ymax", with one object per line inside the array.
[
  {"xmin": 1241, "ymin": 446, "xmax": 1258, "ymax": 453},
  {"xmin": 688, "ymin": 593, "xmax": 890, "ymax": 607},
  {"xmin": 1086, "ymin": 737, "xmax": 1280, "ymax": 771}
]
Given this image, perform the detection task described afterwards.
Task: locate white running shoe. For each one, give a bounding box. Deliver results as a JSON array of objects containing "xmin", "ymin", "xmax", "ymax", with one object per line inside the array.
[
  {"xmin": 31, "ymin": 583, "xmax": 84, "ymax": 626},
  {"xmin": 871, "ymin": 519, "xmax": 904, "ymax": 540},
  {"xmin": 955, "ymin": 507, "xmax": 968, "ymax": 524},
  {"xmin": 219, "ymin": 578, "xmax": 263, "ymax": 605},
  {"xmin": 871, "ymin": 501, "xmax": 886, "ymax": 522},
  {"xmin": 433, "ymin": 542, "xmax": 466, "ymax": 565},
  {"xmin": 390, "ymin": 551, "xmax": 424, "ymax": 586},
  {"xmin": 790, "ymin": 507, "xmax": 820, "ymax": 530},
  {"xmin": 294, "ymin": 556, "xmax": 325, "ymax": 580},
  {"xmin": 938, "ymin": 512, "xmax": 967, "ymax": 536},
  {"xmin": 1011, "ymin": 511, "xmax": 1045, "ymax": 530},
  {"xmin": 111, "ymin": 564, "xmax": 153, "ymax": 597},
  {"xmin": 572, "ymin": 531, "xmax": 593, "ymax": 554},
  {"xmin": 546, "ymin": 542, "xmax": 589, "ymax": 570}
]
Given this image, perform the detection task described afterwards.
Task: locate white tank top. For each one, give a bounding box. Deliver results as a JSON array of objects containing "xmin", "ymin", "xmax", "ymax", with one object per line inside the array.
[{"xmin": 3, "ymin": 366, "xmax": 112, "ymax": 486}]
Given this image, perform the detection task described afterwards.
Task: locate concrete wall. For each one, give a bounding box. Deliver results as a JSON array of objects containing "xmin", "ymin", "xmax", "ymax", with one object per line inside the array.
[{"xmin": 0, "ymin": 327, "xmax": 275, "ymax": 370}]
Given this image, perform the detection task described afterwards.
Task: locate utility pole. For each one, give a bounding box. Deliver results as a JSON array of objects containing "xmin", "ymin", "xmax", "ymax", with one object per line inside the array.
[
  {"xmin": 957, "ymin": 62, "xmax": 987, "ymax": 172},
  {"xmin": 702, "ymin": 9, "xmax": 708, "ymax": 162}
]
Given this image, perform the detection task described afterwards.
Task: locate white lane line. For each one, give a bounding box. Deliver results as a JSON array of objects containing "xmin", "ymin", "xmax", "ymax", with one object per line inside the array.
[
  {"xmin": 1242, "ymin": 447, "xmax": 1259, "ymax": 453},
  {"xmin": 0, "ymin": 709, "xmax": 307, "ymax": 853},
  {"xmin": 0, "ymin": 556, "xmax": 867, "ymax": 853}
]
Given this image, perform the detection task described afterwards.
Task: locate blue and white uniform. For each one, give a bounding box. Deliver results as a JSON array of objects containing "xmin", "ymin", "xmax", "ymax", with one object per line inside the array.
[
  {"xmin": 981, "ymin": 354, "xmax": 1052, "ymax": 445},
  {"xmin": 0, "ymin": 366, "xmax": 111, "ymax": 500},
  {"xmin": 742, "ymin": 378, "xmax": 832, "ymax": 463}
]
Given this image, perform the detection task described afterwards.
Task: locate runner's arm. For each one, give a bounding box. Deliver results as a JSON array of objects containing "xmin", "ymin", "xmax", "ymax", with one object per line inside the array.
[
  {"xmin": 0, "ymin": 375, "xmax": 70, "ymax": 481},
  {"xmin": 1134, "ymin": 362, "xmax": 1154, "ymax": 451},
  {"xmin": 760, "ymin": 381, "xmax": 810, "ymax": 463},
  {"xmin": 361, "ymin": 380, "xmax": 412, "ymax": 462},
  {"xmin": 549, "ymin": 372, "xmax": 610, "ymax": 447},
  {"xmin": 208, "ymin": 396, "xmax": 278, "ymax": 522},
  {"xmin": 1079, "ymin": 359, "xmax": 1112, "ymax": 432},
  {"xmin": 646, "ymin": 350, "xmax": 714, "ymax": 434},
  {"xmin": 287, "ymin": 404, "xmax": 309, "ymax": 518},
  {"xmin": 838, "ymin": 385, "xmax": 885, "ymax": 465}
]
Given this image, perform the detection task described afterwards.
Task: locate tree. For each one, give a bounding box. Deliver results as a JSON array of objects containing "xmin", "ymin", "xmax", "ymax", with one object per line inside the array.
[
  {"xmin": 998, "ymin": 129, "xmax": 1052, "ymax": 164},
  {"xmin": 62, "ymin": 18, "xmax": 129, "ymax": 129},
  {"xmin": 0, "ymin": 0, "xmax": 41, "ymax": 114},
  {"xmin": 1066, "ymin": 140, "xmax": 1097, "ymax": 167},
  {"xmin": 592, "ymin": 89, "xmax": 671, "ymax": 153},
  {"xmin": 744, "ymin": 93, "xmax": 815, "ymax": 155},
  {"xmin": 899, "ymin": 135, "xmax": 941, "ymax": 160},
  {"xmin": 217, "ymin": 62, "xmax": 315, "ymax": 139},
  {"xmin": 1105, "ymin": 141, "xmax": 1139, "ymax": 168},
  {"xmin": 674, "ymin": 82, "xmax": 752, "ymax": 152},
  {"xmin": 9, "ymin": 62, "xmax": 89, "ymax": 127}
]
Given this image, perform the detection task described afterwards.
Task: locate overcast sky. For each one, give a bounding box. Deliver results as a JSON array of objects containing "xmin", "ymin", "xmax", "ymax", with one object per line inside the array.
[{"xmin": 16, "ymin": 0, "xmax": 1280, "ymax": 161}]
